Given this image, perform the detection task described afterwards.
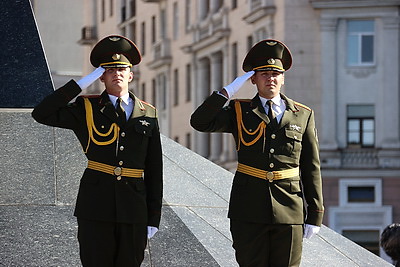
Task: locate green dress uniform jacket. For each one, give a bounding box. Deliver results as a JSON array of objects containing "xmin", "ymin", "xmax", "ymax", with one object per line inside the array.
[
  {"xmin": 32, "ymin": 80, "xmax": 163, "ymax": 227},
  {"xmin": 190, "ymin": 92, "xmax": 324, "ymax": 226}
]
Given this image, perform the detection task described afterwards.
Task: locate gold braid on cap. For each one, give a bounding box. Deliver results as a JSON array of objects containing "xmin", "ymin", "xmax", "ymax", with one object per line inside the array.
[
  {"xmin": 83, "ymin": 98, "xmax": 120, "ymax": 153},
  {"xmin": 253, "ymin": 65, "xmax": 284, "ymax": 71},
  {"xmin": 100, "ymin": 62, "xmax": 133, "ymax": 67},
  {"xmin": 235, "ymin": 100, "xmax": 266, "ymax": 151}
]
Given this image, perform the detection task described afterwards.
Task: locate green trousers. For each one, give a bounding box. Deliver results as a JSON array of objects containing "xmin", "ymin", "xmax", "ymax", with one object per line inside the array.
[{"xmin": 230, "ymin": 220, "xmax": 303, "ymax": 267}]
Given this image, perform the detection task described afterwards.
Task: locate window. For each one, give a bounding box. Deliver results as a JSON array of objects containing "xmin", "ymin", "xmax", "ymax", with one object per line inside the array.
[
  {"xmin": 185, "ymin": 0, "xmax": 191, "ymax": 33},
  {"xmin": 200, "ymin": 0, "xmax": 210, "ymax": 20},
  {"xmin": 130, "ymin": 0, "xmax": 136, "ymax": 17},
  {"xmin": 232, "ymin": 43, "xmax": 238, "ymax": 78},
  {"xmin": 129, "ymin": 22, "xmax": 136, "ymax": 43},
  {"xmin": 173, "ymin": 2, "xmax": 179, "ymax": 40},
  {"xmin": 141, "ymin": 22, "xmax": 146, "ymax": 56},
  {"xmin": 342, "ymin": 230, "xmax": 380, "ymax": 256},
  {"xmin": 213, "ymin": 0, "xmax": 223, "ymax": 13},
  {"xmin": 232, "ymin": 0, "xmax": 237, "ymax": 9},
  {"xmin": 160, "ymin": 9, "xmax": 166, "ymax": 38},
  {"xmin": 141, "ymin": 83, "xmax": 146, "ymax": 102},
  {"xmin": 151, "ymin": 16, "xmax": 156, "ymax": 44},
  {"xmin": 348, "ymin": 186, "xmax": 375, "ymax": 203},
  {"xmin": 339, "ymin": 179, "xmax": 382, "ymax": 207},
  {"xmin": 186, "ymin": 64, "xmax": 191, "ymax": 102},
  {"xmin": 347, "ymin": 105, "xmax": 374, "ymax": 147},
  {"xmin": 121, "ymin": 5, "xmax": 126, "ymax": 22},
  {"xmin": 173, "ymin": 69, "xmax": 179, "ymax": 106},
  {"xmin": 247, "ymin": 35, "xmax": 253, "ymax": 52},
  {"xmin": 101, "ymin": 0, "xmax": 105, "ymax": 22},
  {"xmin": 186, "ymin": 133, "xmax": 191, "ymax": 149},
  {"xmin": 161, "ymin": 74, "xmax": 167, "ymax": 110},
  {"xmin": 347, "ymin": 20, "xmax": 374, "ymax": 66},
  {"xmin": 152, "ymin": 79, "xmax": 156, "ymax": 106}
]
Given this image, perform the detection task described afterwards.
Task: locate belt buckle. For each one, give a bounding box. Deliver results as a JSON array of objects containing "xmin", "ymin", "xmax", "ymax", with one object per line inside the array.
[
  {"xmin": 266, "ymin": 172, "xmax": 274, "ymax": 182},
  {"xmin": 114, "ymin": 167, "xmax": 122, "ymax": 176}
]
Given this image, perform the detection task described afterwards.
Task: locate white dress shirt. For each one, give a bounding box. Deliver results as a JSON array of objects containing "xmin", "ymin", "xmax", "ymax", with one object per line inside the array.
[
  {"xmin": 259, "ymin": 95, "xmax": 286, "ymax": 123},
  {"xmin": 108, "ymin": 93, "xmax": 133, "ymax": 121}
]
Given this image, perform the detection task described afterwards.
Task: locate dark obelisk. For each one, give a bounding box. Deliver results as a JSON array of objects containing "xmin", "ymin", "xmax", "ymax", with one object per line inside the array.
[{"xmin": 0, "ymin": 0, "xmax": 53, "ymax": 107}]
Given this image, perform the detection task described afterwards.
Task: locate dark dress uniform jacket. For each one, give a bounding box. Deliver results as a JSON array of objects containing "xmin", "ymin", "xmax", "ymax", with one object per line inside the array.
[
  {"xmin": 32, "ymin": 80, "xmax": 163, "ymax": 227},
  {"xmin": 190, "ymin": 92, "xmax": 324, "ymax": 226}
]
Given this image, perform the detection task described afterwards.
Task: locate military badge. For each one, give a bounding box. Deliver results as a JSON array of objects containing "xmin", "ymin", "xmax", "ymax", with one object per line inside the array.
[
  {"xmin": 112, "ymin": 54, "xmax": 121, "ymax": 60},
  {"xmin": 139, "ymin": 120, "xmax": 150, "ymax": 126},
  {"xmin": 289, "ymin": 124, "xmax": 301, "ymax": 132}
]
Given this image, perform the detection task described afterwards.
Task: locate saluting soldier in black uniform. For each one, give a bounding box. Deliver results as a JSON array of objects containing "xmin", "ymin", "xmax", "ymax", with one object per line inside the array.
[
  {"xmin": 190, "ymin": 39, "xmax": 324, "ymax": 267},
  {"xmin": 32, "ymin": 35, "xmax": 163, "ymax": 267}
]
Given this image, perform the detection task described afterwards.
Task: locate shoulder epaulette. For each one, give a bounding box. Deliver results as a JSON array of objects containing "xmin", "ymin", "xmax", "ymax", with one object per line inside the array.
[
  {"xmin": 294, "ymin": 101, "xmax": 311, "ymax": 111},
  {"xmin": 140, "ymin": 99, "xmax": 156, "ymax": 110}
]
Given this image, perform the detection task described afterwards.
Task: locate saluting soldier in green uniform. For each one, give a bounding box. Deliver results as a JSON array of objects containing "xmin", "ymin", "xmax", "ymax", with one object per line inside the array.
[
  {"xmin": 32, "ymin": 35, "xmax": 163, "ymax": 267},
  {"xmin": 190, "ymin": 39, "xmax": 324, "ymax": 267}
]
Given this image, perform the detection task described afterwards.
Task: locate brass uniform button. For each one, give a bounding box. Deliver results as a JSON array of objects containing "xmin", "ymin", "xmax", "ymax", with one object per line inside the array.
[
  {"xmin": 114, "ymin": 167, "xmax": 122, "ymax": 176},
  {"xmin": 266, "ymin": 172, "xmax": 274, "ymax": 182},
  {"xmin": 269, "ymin": 148, "xmax": 275, "ymax": 153},
  {"xmin": 271, "ymin": 134, "xmax": 276, "ymax": 139},
  {"xmin": 119, "ymin": 161, "xmax": 123, "ymax": 166},
  {"xmin": 119, "ymin": 146, "xmax": 124, "ymax": 151},
  {"xmin": 269, "ymin": 163, "xmax": 274, "ymax": 168},
  {"xmin": 116, "ymin": 176, "xmax": 122, "ymax": 181},
  {"xmin": 121, "ymin": 132, "xmax": 126, "ymax": 137}
]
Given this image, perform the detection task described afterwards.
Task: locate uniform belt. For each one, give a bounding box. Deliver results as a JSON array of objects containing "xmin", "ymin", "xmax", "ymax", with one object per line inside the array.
[
  {"xmin": 237, "ymin": 163, "xmax": 299, "ymax": 182},
  {"xmin": 87, "ymin": 160, "xmax": 143, "ymax": 178}
]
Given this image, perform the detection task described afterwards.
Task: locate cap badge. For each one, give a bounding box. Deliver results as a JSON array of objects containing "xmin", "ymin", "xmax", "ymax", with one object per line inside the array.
[
  {"xmin": 112, "ymin": 54, "xmax": 121, "ymax": 60},
  {"xmin": 267, "ymin": 58, "xmax": 276, "ymax": 64},
  {"xmin": 109, "ymin": 37, "xmax": 121, "ymax": 42},
  {"xmin": 266, "ymin": 41, "xmax": 277, "ymax": 46}
]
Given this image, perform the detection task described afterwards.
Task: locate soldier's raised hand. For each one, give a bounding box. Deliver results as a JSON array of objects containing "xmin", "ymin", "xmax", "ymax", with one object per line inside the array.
[
  {"xmin": 76, "ymin": 66, "xmax": 105, "ymax": 90},
  {"xmin": 222, "ymin": 71, "xmax": 255, "ymax": 98}
]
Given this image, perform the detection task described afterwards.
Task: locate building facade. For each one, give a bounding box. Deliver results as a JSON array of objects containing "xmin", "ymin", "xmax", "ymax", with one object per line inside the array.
[{"xmin": 34, "ymin": 0, "xmax": 400, "ymax": 263}]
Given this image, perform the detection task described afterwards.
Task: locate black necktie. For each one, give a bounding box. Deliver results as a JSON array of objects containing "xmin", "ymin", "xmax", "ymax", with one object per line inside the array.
[
  {"xmin": 115, "ymin": 97, "xmax": 126, "ymax": 126},
  {"xmin": 267, "ymin": 100, "xmax": 277, "ymax": 127}
]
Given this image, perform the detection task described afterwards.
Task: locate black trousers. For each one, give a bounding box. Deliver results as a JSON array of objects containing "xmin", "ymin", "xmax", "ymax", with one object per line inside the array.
[
  {"xmin": 77, "ymin": 218, "xmax": 147, "ymax": 267},
  {"xmin": 230, "ymin": 220, "xmax": 303, "ymax": 267}
]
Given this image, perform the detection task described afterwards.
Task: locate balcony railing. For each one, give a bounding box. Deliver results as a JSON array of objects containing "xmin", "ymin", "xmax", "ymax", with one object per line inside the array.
[
  {"xmin": 147, "ymin": 38, "xmax": 172, "ymax": 69},
  {"xmin": 78, "ymin": 26, "xmax": 97, "ymax": 45},
  {"xmin": 193, "ymin": 7, "xmax": 230, "ymax": 44},
  {"xmin": 341, "ymin": 148, "xmax": 379, "ymax": 168}
]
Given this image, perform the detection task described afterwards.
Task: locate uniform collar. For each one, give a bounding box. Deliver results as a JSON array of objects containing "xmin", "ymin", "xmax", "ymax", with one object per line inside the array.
[
  {"xmin": 258, "ymin": 94, "xmax": 282, "ymax": 108},
  {"xmin": 108, "ymin": 93, "xmax": 130, "ymax": 106}
]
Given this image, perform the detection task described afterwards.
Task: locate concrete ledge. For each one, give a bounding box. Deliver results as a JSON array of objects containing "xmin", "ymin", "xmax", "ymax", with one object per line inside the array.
[{"xmin": 0, "ymin": 111, "xmax": 393, "ymax": 266}]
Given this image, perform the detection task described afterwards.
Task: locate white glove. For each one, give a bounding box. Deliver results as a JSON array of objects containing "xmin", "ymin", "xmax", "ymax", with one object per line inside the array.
[
  {"xmin": 303, "ymin": 224, "xmax": 320, "ymax": 239},
  {"xmin": 76, "ymin": 67, "xmax": 105, "ymax": 89},
  {"xmin": 223, "ymin": 71, "xmax": 255, "ymax": 98},
  {"xmin": 147, "ymin": 226, "xmax": 158, "ymax": 239}
]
